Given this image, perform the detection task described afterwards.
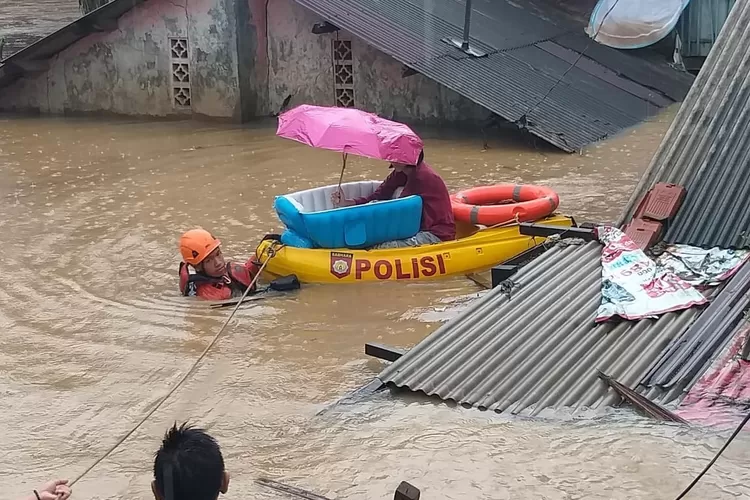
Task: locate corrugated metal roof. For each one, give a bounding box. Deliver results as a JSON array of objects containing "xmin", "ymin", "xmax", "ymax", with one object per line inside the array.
[
  {"xmin": 376, "ymin": 0, "xmax": 750, "ymax": 418},
  {"xmin": 0, "ymin": 0, "xmax": 146, "ymax": 89},
  {"xmin": 378, "ymin": 240, "xmax": 706, "ymax": 416},
  {"xmin": 677, "ymin": 0, "xmax": 736, "ymax": 58},
  {"xmin": 619, "ymin": 0, "xmax": 750, "ymax": 249},
  {"xmin": 293, "ymin": 0, "xmax": 694, "ymax": 152},
  {"xmin": 679, "ymin": 323, "xmax": 750, "ymax": 411},
  {"xmin": 642, "ymin": 260, "xmax": 750, "ymax": 393}
]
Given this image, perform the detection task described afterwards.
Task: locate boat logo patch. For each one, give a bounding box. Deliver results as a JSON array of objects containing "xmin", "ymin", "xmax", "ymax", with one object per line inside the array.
[{"xmin": 330, "ymin": 252, "xmax": 353, "ymax": 279}]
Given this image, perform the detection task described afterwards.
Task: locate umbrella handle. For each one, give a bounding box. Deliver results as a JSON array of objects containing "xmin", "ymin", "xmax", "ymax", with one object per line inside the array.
[{"xmin": 336, "ymin": 153, "xmax": 347, "ymax": 192}]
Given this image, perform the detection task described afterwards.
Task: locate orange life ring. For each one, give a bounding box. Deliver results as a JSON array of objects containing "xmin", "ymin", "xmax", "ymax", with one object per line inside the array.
[{"xmin": 450, "ymin": 184, "xmax": 559, "ymax": 225}]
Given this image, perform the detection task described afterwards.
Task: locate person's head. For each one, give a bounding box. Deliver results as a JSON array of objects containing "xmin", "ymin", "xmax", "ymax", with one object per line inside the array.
[
  {"xmin": 391, "ymin": 150, "xmax": 424, "ymax": 174},
  {"xmin": 152, "ymin": 422, "xmax": 230, "ymax": 500},
  {"xmin": 179, "ymin": 229, "xmax": 226, "ymax": 277}
]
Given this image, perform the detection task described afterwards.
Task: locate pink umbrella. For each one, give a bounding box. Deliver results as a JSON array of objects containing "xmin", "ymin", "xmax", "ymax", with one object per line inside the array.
[{"xmin": 276, "ymin": 104, "xmax": 424, "ymax": 166}]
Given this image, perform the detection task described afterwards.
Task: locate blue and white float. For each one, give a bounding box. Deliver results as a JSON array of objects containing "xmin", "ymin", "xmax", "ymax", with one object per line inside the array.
[{"xmin": 273, "ymin": 181, "xmax": 423, "ymax": 249}]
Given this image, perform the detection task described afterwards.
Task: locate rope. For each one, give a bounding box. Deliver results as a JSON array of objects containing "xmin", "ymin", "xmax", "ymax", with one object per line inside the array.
[
  {"xmin": 69, "ymin": 243, "xmax": 282, "ymax": 486},
  {"xmin": 674, "ymin": 410, "xmax": 750, "ymax": 499},
  {"xmin": 486, "ymin": 214, "xmax": 520, "ymax": 229}
]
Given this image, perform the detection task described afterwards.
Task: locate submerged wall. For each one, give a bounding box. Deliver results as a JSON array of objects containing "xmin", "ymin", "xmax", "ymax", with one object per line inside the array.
[
  {"xmin": 0, "ymin": 0, "xmax": 243, "ymax": 119},
  {"xmin": 262, "ymin": 0, "xmax": 492, "ymax": 125},
  {"xmin": 0, "ymin": 0, "xmax": 492, "ymax": 125}
]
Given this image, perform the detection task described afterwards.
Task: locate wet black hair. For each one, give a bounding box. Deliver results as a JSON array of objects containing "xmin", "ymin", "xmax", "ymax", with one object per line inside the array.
[{"xmin": 154, "ymin": 422, "xmax": 225, "ymax": 500}]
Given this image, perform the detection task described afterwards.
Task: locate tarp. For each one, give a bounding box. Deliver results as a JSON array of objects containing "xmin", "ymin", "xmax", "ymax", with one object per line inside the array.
[
  {"xmin": 586, "ymin": 0, "xmax": 691, "ymax": 49},
  {"xmin": 654, "ymin": 244, "xmax": 750, "ymax": 289},
  {"xmin": 595, "ymin": 226, "xmax": 707, "ymax": 322}
]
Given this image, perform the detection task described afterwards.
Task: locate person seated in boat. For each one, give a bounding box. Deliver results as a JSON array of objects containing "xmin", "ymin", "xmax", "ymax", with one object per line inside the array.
[
  {"xmin": 330, "ymin": 150, "xmax": 456, "ymax": 249},
  {"xmin": 152, "ymin": 422, "xmax": 230, "ymax": 500},
  {"xmin": 178, "ymin": 228, "xmax": 261, "ymax": 300}
]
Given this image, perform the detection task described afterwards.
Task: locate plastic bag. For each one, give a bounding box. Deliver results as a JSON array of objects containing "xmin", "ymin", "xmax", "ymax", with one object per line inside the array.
[{"xmin": 654, "ymin": 244, "xmax": 750, "ymax": 288}]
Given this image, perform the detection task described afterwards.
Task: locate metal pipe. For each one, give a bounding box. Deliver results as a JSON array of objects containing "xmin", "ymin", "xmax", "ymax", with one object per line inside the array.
[{"xmin": 462, "ymin": 0, "xmax": 472, "ymax": 50}]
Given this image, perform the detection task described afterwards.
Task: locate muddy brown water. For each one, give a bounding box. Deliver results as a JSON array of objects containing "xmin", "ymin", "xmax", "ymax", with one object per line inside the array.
[
  {"xmin": 2, "ymin": 110, "xmax": 750, "ymax": 500},
  {"xmin": 0, "ymin": 0, "xmax": 80, "ymax": 58}
]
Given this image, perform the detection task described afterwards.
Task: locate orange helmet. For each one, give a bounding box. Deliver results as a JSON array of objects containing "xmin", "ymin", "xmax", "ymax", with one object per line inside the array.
[{"xmin": 179, "ymin": 229, "xmax": 221, "ymax": 266}]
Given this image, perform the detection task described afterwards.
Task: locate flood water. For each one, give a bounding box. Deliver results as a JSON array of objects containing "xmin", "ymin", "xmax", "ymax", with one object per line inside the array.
[
  {"xmin": 0, "ymin": 0, "xmax": 80, "ymax": 58},
  {"xmin": 2, "ymin": 110, "xmax": 750, "ymax": 500}
]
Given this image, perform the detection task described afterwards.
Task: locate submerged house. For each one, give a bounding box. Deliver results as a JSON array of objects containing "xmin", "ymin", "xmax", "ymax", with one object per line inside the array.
[
  {"xmin": 0, "ymin": 0, "xmax": 694, "ymax": 152},
  {"xmin": 374, "ymin": 0, "xmax": 750, "ymax": 420}
]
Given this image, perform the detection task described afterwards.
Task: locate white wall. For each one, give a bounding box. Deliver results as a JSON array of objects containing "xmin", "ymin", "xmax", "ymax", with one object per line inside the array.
[{"xmin": 0, "ymin": 0, "xmax": 493, "ymax": 126}]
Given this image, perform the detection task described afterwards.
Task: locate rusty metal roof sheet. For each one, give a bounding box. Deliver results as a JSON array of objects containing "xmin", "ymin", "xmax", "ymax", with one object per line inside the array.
[
  {"xmin": 676, "ymin": 323, "xmax": 750, "ymax": 415},
  {"xmin": 378, "ymin": 241, "xmax": 706, "ymax": 415},
  {"xmin": 292, "ymin": 0, "xmax": 694, "ymax": 152},
  {"xmin": 0, "ymin": 0, "xmax": 147, "ymax": 89},
  {"xmin": 619, "ymin": 0, "xmax": 750, "ymax": 248}
]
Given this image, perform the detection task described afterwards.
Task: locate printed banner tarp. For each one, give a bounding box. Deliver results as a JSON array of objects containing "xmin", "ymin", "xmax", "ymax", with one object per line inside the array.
[{"xmin": 596, "ymin": 226, "xmax": 707, "ymax": 322}]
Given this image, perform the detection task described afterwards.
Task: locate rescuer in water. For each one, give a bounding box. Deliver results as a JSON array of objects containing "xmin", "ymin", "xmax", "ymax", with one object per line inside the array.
[
  {"xmin": 330, "ymin": 150, "xmax": 456, "ymax": 249},
  {"xmin": 178, "ymin": 228, "xmax": 262, "ymax": 300}
]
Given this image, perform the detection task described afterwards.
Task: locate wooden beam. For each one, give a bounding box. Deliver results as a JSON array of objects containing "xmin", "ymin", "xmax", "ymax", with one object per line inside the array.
[
  {"xmin": 519, "ymin": 222, "xmax": 596, "ymax": 241},
  {"xmin": 395, "ymin": 481, "xmax": 421, "ymax": 500},
  {"xmin": 365, "ymin": 342, "xmax": 407, "ymax": 362},
  {"xmin": 491, "ymin": 265, "xmax": 517, "ymax": 287}
]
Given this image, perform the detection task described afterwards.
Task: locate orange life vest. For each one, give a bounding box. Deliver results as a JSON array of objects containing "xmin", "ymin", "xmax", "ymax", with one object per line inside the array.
[{"xmin": 179, "ymin": 261, "xmax": 259, "ymax": 299}]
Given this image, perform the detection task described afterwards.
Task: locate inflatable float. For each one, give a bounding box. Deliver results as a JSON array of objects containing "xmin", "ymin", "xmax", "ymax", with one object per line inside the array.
[
  {"xmin": 451, "ymin": 183, "xmax": 559, "ymax": 225},
  {"xmin": 273, "ymin": 181, "xmax": 418, "ymax": 249},
  {"xmin": 257, "ymin": 214, "xmax": 572, "ymax": 283},
  {"xmin": 256, "ymin": 181, "xmax": 572, "ymax": 284}
]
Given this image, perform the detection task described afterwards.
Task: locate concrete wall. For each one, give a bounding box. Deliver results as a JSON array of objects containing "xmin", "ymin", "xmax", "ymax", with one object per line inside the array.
[
  {"xmin": 0, "ymin": 0, "xmax": 243, "ymax": 119},
  {"xmin": 263, "ymin": 0, "xmax": 492, "ymax": 125},
  {"xmin": 0, "ymin": 0, "xmax": 492, "ymax": 125}
]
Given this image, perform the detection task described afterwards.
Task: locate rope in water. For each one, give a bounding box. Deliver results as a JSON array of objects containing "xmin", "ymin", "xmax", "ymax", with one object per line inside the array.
[
  {"xmin": 70, "ymin": 243, "xmax": 282, "ymax": 486},
  {"xmin": 674, "ymin": 410, "xmax": 750, "ymax": 499}
]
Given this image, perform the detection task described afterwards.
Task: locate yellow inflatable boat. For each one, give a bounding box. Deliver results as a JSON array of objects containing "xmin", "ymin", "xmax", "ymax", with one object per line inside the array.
[{"xmin": 255, "ymin": 214, "xmax": 574, "ymax": 284}]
